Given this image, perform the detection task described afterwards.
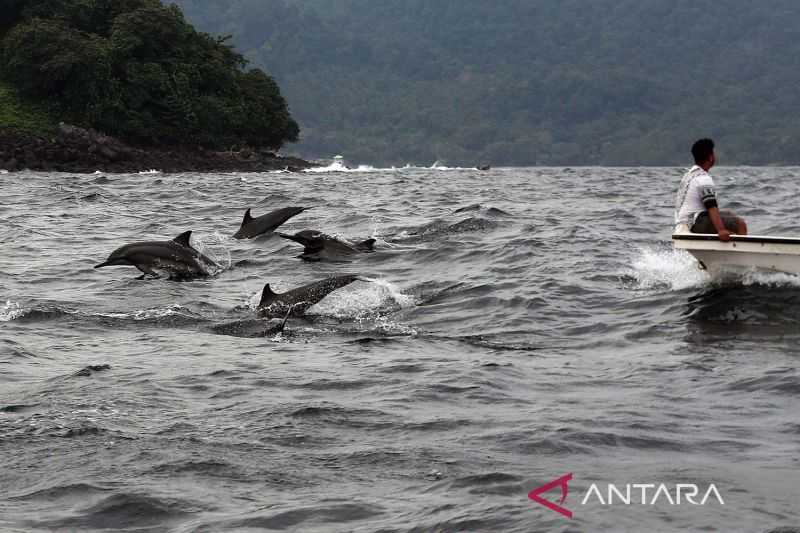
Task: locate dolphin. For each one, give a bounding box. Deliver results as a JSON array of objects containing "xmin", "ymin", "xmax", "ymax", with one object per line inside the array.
[
  {"xmin": 233, "ymin": 206, "xmax": 308, "ymax": 239},
  {"xmin": 94, "ymin": 231, "xmax": 217, "ymax": 280},
  {"xmin": 208, "ymin": 310, "xmax": 292, "ymax": 338},
  {"xmin": 277, "ymin": 230, "xmax": 375, "ymax": 262},
  {"xmin": 257, "ymin": 275, "xmax": 360, "ymax": 318}
]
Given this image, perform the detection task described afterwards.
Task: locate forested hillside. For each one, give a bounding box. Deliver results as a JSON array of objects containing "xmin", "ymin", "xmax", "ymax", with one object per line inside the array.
[
  {"xmin": 0, "ymin": 0, "xmax": 298, "ymax": 150},
  {"xmin": 172, "ymin": 0, "xmax": 800, "ymax": 165}
]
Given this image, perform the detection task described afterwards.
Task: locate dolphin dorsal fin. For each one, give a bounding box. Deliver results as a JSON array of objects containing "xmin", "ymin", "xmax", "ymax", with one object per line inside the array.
[
  {"xmin": 357, "ymin": 238, "xmax": 376, "ymax": 251},
  {"xmin": 242, "ymin": 208, "xmax": 253, "ymax": 225},
  {"xmin": 173, "ymin": 231, "xmax": 193, "ymax": 247},
  {"xmin": 259, "ymin": 283, "xmax": 280, "ymax": 308}
]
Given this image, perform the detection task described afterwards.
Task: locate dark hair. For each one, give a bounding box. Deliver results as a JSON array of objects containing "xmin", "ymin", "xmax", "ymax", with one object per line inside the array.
[{"xmin": 691, "ymin": 138, "xmax": 715, "ymax": 164}]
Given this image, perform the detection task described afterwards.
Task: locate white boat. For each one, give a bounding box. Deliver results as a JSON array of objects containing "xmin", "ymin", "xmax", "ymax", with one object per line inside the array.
[{"xmin": 672, "ymin": 225, "xmax": 800, "ymax": 275}]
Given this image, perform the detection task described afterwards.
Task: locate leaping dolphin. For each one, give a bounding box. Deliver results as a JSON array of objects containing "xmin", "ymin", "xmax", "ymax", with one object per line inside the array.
[
  {"xmin": 277, "ymin": 230, "xmax": 375, "ymax": 262},
  {"xmin": 94, "ymin": 231, "xmax": 217, "ymax": 280},
  {"xmin": 233, "ymin": 206, "xmax": 308, "ymax": 239},
  {"xmin": 257, "ymin": 275, "xmax": 360, "ymax": 318}
]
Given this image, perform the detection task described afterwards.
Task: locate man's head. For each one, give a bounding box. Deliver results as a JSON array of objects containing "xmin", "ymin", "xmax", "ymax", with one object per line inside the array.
[{"xmin": 692, "ymin": 138, "xmax": 715, "ymax": 170}]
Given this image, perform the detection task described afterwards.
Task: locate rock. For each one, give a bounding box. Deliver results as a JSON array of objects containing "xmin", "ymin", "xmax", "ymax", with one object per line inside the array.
[
  {"xmin": 99, "ymin": 146, "xmax": 118, "ymax": 161},
  {"xmin": 0, "ymin": 126, "xmax": 313, "ymax": 173}
]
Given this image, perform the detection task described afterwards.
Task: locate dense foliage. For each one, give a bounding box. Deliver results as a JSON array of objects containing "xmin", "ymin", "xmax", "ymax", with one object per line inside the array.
[
  {"xmin": 0, "ymin": 80, "xmax": 54, "ymax": 135},
  {"xmin": 172, "ymin": 0, "xmax": 800, "ymax": 165},
  {"xmin": 0, "ymin": 0, "xmax": 298, "ymax": 149}
]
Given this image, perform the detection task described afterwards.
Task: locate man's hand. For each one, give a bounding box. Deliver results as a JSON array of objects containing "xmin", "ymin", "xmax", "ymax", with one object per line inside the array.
[{"xmin": 708, "ymin": 207, "xmax": 733, "ymax": 242}]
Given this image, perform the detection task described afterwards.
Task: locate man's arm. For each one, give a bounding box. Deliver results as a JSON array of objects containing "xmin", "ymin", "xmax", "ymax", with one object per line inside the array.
[
  {"xmin": 699, "ymin": 179, "xmax": 732, "ymax": 242},
  {"xmin": 707, "ymin": 206, "xmax": 732, "ymax": 242}
]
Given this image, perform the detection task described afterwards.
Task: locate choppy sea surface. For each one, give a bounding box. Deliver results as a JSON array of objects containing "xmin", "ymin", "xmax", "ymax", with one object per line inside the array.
[{"xmin": 1, "ymin": 165, "xmax": 799, "ymax": 533}]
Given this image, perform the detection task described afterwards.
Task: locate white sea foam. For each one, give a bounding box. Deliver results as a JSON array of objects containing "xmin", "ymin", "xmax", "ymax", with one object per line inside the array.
[
  {"xmin": 303, "ymin": 159, "xmax": 476, "ymax": 173},
  {"xmin": 738, "ymin": 269, "xmax": 800, "ymax": 288},
  {"xmin": 629, "ymin": 247, "xmax": 709, "ymax": 291},
  {"xmin": 304, "ymin": 161, "xmax": 387, "ymax": 173},
  {"xmin": 138, "ymin": 169, "xmax": 161, "ymax": 175},
  {"xmin": 1, "ymin": 301, "xmax": 24, "ymax": 321},
  {"xmin": 429, "ymin": 161, "xmax": 474, "ymax": 171},
  {"xmin": 630, "ymin": 245, "xmax": 800, "ymax": 291},
  {"xmin": 308, "ymin": 278, "xmax": 417, "ymax": 318},
  {"xmin": 97, "ymin": 304, "xmax": 190, "ymax": 321},
  {"xmin": 0, "ymin": 169, "xmax": 8, "ymax": 174}
]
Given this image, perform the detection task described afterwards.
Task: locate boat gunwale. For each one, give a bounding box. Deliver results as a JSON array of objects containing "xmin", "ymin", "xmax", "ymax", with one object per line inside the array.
[{"xmin": 672, "ymin": 233, "xmax": 800, "ymax": 245}]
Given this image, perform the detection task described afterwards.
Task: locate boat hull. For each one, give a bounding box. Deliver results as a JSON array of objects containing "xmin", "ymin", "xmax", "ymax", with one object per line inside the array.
[{"xmin": 672, "ymin": 233, "xmax": 800, "ymax": 275}]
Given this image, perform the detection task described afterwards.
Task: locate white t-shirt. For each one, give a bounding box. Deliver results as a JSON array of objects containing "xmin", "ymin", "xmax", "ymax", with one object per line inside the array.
[{"xmin": 675, "ymin": 165, "xmax": 717, "ymax": 224}]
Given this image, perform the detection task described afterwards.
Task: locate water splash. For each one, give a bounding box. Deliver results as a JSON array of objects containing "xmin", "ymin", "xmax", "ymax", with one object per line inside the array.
[
  {"xmin": 245, "ymin": 290, "xmax": 262, "ymax": 310},
  {"xmin": 304, "ymin": 161, "xmax": 385, "ymax": 173},
  {"xmin": 191, "ymin": 232, "xmax": 232, "ymax": 274},
  {"xmin": 96, "ymin": 304, "xmax": 195, "ymax": 321},
  {"xmin": 628, "ymin": 246, "xmax": 709, "ymax": 291},
  {"xmin": 1, "ymin": 300, "xmax": 24, "ymax": 321},
  {"xmin": 138, "ymin": 169, "xmax": 161, "ymax": 175},
  {"xmin": 629, "ymin": 245, "xmax": 800, "ymax": 291},
  {"xmin": 739, "ymin": 269, "xmax": 800, "ymax": 288},
  {"xmin": 307, "ymin": 278, "xmax": 417, "ymax": 318}
]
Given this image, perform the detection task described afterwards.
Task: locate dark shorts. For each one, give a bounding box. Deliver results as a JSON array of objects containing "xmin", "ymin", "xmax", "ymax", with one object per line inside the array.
[{"xmin": 690, "ymin": 210, "xmax": 740, "ymax": 233}]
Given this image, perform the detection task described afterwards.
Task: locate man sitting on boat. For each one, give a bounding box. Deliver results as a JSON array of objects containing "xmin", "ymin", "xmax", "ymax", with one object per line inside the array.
[{"xmin": 674, "ymin": 138, "xmax": 748, "ymax": 242}]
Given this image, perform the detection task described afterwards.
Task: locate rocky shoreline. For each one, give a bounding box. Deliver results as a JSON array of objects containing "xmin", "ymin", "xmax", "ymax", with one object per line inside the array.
[{"xmin": 0, "ymin": 124, "xmax": 314, "ymax": 173}]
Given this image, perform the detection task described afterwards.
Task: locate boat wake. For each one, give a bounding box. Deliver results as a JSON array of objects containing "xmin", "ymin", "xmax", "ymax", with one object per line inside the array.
[
  {"xmin": 628, "ymin": 246, "xmax": 709, "ymax": 291},
  {"xmin": 629, "ymin": 245, "xmax": 800, "ymax": 292}
]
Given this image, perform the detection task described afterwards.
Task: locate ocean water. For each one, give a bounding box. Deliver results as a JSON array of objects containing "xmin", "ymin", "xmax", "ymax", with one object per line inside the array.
[{"xmin": 1, "ymin": 166, "xmax": 799, "ymax": 532}]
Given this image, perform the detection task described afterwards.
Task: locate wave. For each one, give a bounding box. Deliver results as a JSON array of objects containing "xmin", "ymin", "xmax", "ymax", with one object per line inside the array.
[
  {"xmin": 304, "ymin": 161, "xmax": 387, "ymax": 173},
  {"xmin": 95, "ymin": 304, "xmax": 203, "ymax": 324},
  {"xmin": 28, "ymin": 493, "xmax": 196, "ymax": 530},
  {"xmin": 204, "ymin": 503, "xmax": 383, "ymax": 531},
  {"xmin": 9, "ymin": 483, "xmax": 112, "ymax": 502},
  {"xmin": 304, "ymin": 160, "xmax": 480, "ymax": 173}
]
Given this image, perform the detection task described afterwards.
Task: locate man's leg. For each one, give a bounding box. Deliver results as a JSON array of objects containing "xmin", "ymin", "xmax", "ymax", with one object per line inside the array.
[{"xmin": 719, "ymin": 210, "xmax": 747, "ymax": 235}]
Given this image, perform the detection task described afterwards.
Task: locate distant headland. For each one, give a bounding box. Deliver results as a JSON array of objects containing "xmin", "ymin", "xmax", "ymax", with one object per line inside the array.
[{"xmin": 0, "ymin": 0, "xmax": 309, "ymax": 173}]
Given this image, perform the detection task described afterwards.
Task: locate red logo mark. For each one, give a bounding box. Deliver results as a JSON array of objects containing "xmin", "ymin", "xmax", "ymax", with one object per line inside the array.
[{"xmin": 528, "ymin": 473, "xmax": 573, "ymax": 519}]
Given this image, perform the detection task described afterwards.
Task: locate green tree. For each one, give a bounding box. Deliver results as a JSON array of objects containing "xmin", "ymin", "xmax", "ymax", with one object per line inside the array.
[{"xmin": 0, "ymin": 0, "xmax": 299, "ymax": 150}]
